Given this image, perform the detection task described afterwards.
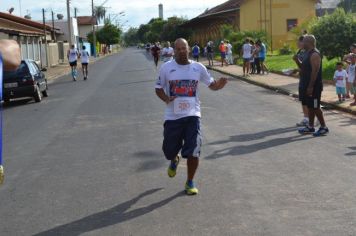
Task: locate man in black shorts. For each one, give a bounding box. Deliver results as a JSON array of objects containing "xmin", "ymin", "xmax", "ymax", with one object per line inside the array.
[
  {"xmin": 155, "ymin": 38, "xmax": 227, "ymax": 195},
  {"xmin": 298, "ymin": 35, "xmax": 329, "ymax": 136},
  {"xmin": 151, "ymin": 42, "xmax": 161, "ymax": 67}
]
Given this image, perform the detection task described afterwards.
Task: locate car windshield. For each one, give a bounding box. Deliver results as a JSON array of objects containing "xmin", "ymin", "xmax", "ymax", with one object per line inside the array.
[{"xmin": 4, "ymin": 62, "xmax": 29, "ymax": 80}]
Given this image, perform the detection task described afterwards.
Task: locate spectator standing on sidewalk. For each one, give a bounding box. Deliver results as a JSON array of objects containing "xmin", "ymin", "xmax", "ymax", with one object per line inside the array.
[
  {"xmin": 192, "ymin": 43, "xmax": 200, "ymax": 62},
  {"xmin": 298, "ymin": 35, "xmax": 329, "ymax": 137},
  {"xmin": 252, "ymin": 40, "xmax": 261, "ymax": 74},
  {"xmin": 219, "ymin": 41, "xmax": 228, "ymax": 67},
  {"xmin": 293, "ymin": 35, "xmax": 310, "ymax": 127},
  {"xmin": 241, "ymin": 39, "xmax": 252, "ymax": 77},
  {"xmin": 333, "ymin": 62, "xmax": 348, "ymax": 103},
  {"xmin": 257, "ymin": 40, "xmax": 268, "ymax": 75},
  {"xmin": 206, "ymin": 41, "xmax": 214, "ymax": 67},
  {"xmin": 347, "ymin": 54, "xmax": 356, "ymax": 106},
  {"xmin": 226, "ymin": 41, "xmax": 234, "ymax": 65}
]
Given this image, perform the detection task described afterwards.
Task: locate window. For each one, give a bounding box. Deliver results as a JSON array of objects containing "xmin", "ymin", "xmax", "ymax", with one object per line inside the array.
[
  {"xmin": 3, "ymin": 62, "xmax": 29, "ymax": 80},
  {"xmin": 28, "ymin": 62, "xmax": 38, "ymax": 75},
  {"xmin": 287, "ymin": 19, "xmax": 298, "ymax": 31}
]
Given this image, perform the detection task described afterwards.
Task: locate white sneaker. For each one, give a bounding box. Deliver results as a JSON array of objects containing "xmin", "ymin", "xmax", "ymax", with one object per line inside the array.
[{"xmin": 296, "ymin": 119, "xmax": 308, "ymax": 127}]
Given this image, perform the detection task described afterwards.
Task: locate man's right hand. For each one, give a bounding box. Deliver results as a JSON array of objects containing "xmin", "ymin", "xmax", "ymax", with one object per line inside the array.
[{"xmin": 165, "ymin": 96, "xmax": 177, "ymax": 104}]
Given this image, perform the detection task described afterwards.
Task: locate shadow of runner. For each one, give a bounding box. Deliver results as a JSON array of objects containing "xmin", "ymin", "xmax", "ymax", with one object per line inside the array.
[
  {"xmin": 33, "ymin": 188, "xmax": 184, "ymax": 236},
  {"xmin": 206, "ymin": 135, "xmax": 313, "ymax": 160},
  {"xmin": 208, "ymin": 127, "xmax": 296, "ymax": 145},
  {"xmin": 345, "ymin": 147, "xmax": 356, "ymax": 156}
]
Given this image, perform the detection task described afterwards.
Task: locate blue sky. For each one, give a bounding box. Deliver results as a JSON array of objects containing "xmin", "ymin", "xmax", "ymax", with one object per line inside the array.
[{"xmin": 1, "ymin": 0, "xmax": 227, "ymax": 30}]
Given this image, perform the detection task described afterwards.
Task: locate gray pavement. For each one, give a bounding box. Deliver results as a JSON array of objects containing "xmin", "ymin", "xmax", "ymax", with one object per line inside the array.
[{"xmin": 1, "ymin": 48, "xmax": 356, "ymax": 236}]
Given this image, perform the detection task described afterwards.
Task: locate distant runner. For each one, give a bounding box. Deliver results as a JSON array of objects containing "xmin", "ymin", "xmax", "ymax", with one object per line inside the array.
[
  {"xmin": 67, "ymin": 44, "xmax": 79, "ymax": 81},
  {"xmin": 161, "ymin": 41, "xmax": 174, "ymax": 63},
  {"xmin": 80, "ymin": 45, "xmax": 89, "ymax": 80},
  {"xmin": 155, "ymin": 38, "xmax": 228, "ymax": 195},
  {"xmin": 151, "ymin": 42, "xmax": 161, "ymax": 67}
]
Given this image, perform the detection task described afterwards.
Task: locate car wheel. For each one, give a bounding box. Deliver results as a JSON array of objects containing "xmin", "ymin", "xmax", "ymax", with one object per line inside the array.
[
  {"xmin": 34, "ymin": 85, "xmax": 42, "ymax": 102},
  {"xmin": 3, "ymin": 97, "xmax": 10, "ymax": 103},
  {"xmin": 42, "ymin": 90, "xmax": 48, "ymax": 97}
]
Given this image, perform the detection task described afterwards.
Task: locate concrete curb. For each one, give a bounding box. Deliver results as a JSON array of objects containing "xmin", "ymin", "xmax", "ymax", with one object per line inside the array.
[{"xmin": 208, "ymin": 66, "xmax": 356, "ymax": 116}]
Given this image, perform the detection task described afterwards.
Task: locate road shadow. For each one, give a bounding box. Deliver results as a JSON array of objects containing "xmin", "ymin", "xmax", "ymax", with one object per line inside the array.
[
  {"xmin": 206, "ymin": 132, "xmax": 313, "ymax": 160},
  {"xmin": 33, "ymin": 188, "xmax": 184, "ymax": 236},
  {"xmin": 2, "ymin": 98, "xmax": 34, "ymax": 110},
  {"xmin": 208, "ymin": 126, "xmax": 296, "ymax": 145},
  {"xmin": 134, "ymin": 150, "xmax": 165, "ymax": 172},
  {"xmin": 345, "ymin": 147, "xmax": 356, "ymax": 156}
]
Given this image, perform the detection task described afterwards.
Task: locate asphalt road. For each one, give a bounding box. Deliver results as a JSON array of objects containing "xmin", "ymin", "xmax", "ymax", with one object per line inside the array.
[{"xmin": 1, "ymin": 48, "xmax": 356, "ymax": 236}]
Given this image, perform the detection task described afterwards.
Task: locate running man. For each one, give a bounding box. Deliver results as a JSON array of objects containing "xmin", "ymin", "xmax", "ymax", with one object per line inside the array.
[
  {"xmin": 192, "ymin": 43, "xmax": 200, "ymax": 62},
  {"xmin": 161, "ymin": 41, "xmax": 174, "ymax": 63},
  {"xmin": 80, "ymin": 45, "xmax": 90, "ymax": 80},
  {"xmin": 155, "ymin": 38, "xmax": 228, "ymax": 195},
  {"xmin": 151, "ymin": 42, "xmax": 161, "ymax": 67},
  {"xmin": 67, "ymin": 44, "xmax": 79, "ymax": 81},
  {"xmin": 298, "ymin": 35, "xmax": 329, "ymax": 136}
]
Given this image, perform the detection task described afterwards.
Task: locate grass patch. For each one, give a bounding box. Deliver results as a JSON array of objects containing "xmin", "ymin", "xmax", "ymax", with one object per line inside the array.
[{"xmin": 212, "ymin": 53, "xmax": 338, "ymax": 81}]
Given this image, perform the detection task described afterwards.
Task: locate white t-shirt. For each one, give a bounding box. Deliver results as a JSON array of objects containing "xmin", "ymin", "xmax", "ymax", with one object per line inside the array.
[
  {"xmin": 226, "ymin": 43, "xmax": 233, "ymax": 54},
  {"xmin": 347, "ymin": 64, "xmax": 355, "ymax": 83},
  {"xmin": 80, "ymin": 50, "xmax": 89, "ymax": 64},
  {"xmin": 334, "ymin": 69, "xmax": 348, "ymax": 87},
  {"xmin": 162, "ymin": 47, "xmax": 174, "ymax": 62},
  {"xmin": 68, "ymin": 49, "xmax": 78, "ymax": 63},
  {"xmin": 155, "ymin": 60, "xmax": 214, "ymax": 121},
  {"xmin": 242, "ymin": 43, "xmax": 252, "ymax": 59}
]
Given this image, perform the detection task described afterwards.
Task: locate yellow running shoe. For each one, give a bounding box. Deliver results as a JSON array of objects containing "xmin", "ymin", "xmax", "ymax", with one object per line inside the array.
[
  {"xmin": 167, "ymin": 155, "xmax": 180, "ymax": 178},
  {"xmin": 185, "ymin": 181, "xmax": 199, "ymax": 195}
]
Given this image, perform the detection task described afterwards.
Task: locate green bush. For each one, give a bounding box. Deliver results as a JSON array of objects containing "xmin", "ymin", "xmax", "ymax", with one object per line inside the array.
[{"xmin": 278, "ymin": 44, "xmax": 293, "ymax": 55}]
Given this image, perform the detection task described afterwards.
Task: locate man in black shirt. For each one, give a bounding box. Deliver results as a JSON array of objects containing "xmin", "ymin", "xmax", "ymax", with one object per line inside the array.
[{"xmin": 298, "ymin": 35, "xmax": 329, "ymax": 136}]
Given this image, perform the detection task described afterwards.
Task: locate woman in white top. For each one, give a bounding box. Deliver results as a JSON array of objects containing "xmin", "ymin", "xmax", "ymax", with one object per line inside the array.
[
  {"xmin": 67, "ymin": 44, "xmax": 79, "ymax": 81},
  {"xmin": 80, "ymin": 45, "xmax": 90, "ymax": 80}
]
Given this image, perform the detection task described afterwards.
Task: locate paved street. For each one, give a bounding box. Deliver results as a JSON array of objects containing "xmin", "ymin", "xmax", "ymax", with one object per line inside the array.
[{"xmin": 1, "ymin": 48, "xmax": 356, "ymax": 236}]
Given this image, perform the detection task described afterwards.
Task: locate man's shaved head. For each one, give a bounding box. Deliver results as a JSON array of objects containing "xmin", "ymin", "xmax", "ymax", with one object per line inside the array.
[
  {"xmin": 174, "ymin": 38, "xmax": 189, "ymax": 48},
  {"xmin": 174, "ymin": 38, "xmax": 190, "ymax": 65}
]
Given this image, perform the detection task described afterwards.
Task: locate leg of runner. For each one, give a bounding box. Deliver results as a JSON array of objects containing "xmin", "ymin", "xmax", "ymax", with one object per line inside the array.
[{"xmin": 186, "ymin": 157, "xmax": 199, "ymax": 195}]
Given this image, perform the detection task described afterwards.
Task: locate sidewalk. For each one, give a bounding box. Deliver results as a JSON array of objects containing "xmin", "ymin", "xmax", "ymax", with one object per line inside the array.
[
  {"xmin": 44, "ymin": 53, "xmax": 116, "ymax": 82},
  {"xmin": 201, "ymin": 59, "xmax": 356, "ymax": 115}
]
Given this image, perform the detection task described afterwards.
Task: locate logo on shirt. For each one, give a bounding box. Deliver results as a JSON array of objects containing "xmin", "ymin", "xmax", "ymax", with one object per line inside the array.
[
  {"xmin": 169, "ymin": 80, "xmax": 198, "ymax": 97},
  {"xmin": 169, "ymin": 69, "xmax": 176, "ymax": 74}
]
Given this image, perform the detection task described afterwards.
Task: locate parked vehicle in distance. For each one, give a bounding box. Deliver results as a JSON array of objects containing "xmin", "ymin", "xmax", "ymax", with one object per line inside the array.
[{"xmin": 3, "ymin": 59, "xmax": 48, "ymax": 103}]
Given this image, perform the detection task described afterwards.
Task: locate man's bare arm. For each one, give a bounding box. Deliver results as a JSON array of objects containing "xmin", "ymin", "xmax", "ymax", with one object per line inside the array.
[
  {"xmin": 155, "ymin": 88, "xmax": 176, "ymax": 104},
  {"xmin": 0, "ymin": 40, "xmax": 21, "ymax": 71},
  {"xmin": 209, "ymin": 78, "xmax": 228, "ymax": 91}
]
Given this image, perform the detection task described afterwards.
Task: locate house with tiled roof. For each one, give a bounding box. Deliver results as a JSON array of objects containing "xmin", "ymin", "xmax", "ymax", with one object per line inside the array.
[{"xmin": 183, "ymin": 0, "xmax": 322, "ymax": 50}]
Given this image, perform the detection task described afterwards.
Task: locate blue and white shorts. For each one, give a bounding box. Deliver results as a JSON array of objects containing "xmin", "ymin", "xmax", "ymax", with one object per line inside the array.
[{"xmin": 162, "ymin": 116, "xmax": 202, "ymax": 160}]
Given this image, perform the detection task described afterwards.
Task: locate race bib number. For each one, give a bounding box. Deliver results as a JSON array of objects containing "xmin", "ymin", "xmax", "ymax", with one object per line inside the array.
[{"xmin": 174, "ymin": 97, "xmax": 195, "ymax": 115}]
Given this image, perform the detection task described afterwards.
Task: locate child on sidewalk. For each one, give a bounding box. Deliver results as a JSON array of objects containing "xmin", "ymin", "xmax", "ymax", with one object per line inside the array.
[
  {"xmin": 347, "ymin": 54, "xmax": 356, "ymax": 106},
  {"xmin": 333, "ymin": 62, "xmax": 348, "ymax": 102}
]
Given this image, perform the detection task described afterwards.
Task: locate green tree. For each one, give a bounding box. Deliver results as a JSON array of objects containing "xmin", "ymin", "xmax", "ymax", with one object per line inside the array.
[
  {"xmin": 123, "ymin": 27, "xmax": 140, "ymax": 46},
  {"xmin": 338, "ymin": 0, "xmax": 356, "ymax": 13},
  {"xmin": 310, "ymin": 8, "xmax": 356, "ymax": 60},
  {"xmin": 96, "ymin": 22, "xmax": 122, "ymax": 45},
  {"xmin": 160, "ymin": 17, "xmax": 192, "ymax": 42},
  {"xmin": 94, "ymin": 6, "xmax": 106, "ymax": 23}
]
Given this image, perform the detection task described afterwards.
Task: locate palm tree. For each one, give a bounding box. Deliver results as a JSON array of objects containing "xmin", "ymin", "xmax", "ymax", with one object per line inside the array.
[{"xmin": 94, "ymin": 6, "xmax": 106, "ymax": 23}]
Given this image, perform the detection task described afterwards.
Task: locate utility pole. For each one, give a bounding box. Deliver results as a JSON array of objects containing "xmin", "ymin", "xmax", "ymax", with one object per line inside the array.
[
  {"xmin": 42, "ymin": 9, "xmax": 49, "ymax": 68},
  {"xmin": 52, "ymin": 10, "xmax": 56, "ymax": 42},
  {"xmin": 67, "ymin": 0, "xmax": 72, "ymax": 46},
  {"xmin": 92, "ymin": 0, "xmax": 97, "ymax": 57}
]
